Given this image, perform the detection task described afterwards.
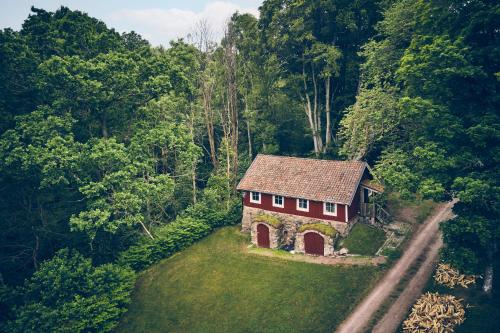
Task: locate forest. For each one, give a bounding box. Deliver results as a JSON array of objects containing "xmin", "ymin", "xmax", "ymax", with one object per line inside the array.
[{"xmin": 0, "ymin": 0, "xmax": 498, "ymax": 332}]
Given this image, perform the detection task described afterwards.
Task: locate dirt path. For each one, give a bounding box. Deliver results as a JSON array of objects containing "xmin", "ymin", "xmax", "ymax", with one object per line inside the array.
[
  {"xmin": 335, "ymin": 200, "xmax": 456, "ymax": 333},
  {"xmin": 372, "ymin": 235, "xmax": 443, "ymax": 332}
]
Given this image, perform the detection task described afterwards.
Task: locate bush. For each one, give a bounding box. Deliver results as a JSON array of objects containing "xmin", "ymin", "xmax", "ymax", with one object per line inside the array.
[
  {"xmin": 4, "ymin": 249, "xmax": 135, "ymax": 333},
  {"xmin": 182, "ymin": 197, "xmax": 241, "ymax": 228},
  {"xmin": 118, "ymin": 168, "xmax": 243, "ymax": 272},
  {"xmin": 118, "ymin": 217, "xmax": 211, "ymax": 271},
  {"xmin": 383, "ymin": 247, "xmax": 402, "ymax": 261}
]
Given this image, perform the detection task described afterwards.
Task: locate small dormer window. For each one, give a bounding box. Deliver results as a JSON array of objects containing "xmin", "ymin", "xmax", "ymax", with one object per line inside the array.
[
  {"xmin": 324, "ymin": 202, "xmax": 337, "ymax": 216},
  {"xmin": 297, "ymin": 198, "xmax": 309, "ymax": 212},
  {"xmin": 250, "ymin": 191, "xmax": 261, "ymax": 204}
]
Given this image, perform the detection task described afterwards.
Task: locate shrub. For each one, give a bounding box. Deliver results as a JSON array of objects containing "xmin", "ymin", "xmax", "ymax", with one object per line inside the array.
[
  {"xmin": 118, "ymin": 217, "xmax": 211, "ymax": 271},
  {"xmin": 118, "ymin": 178, "xmax": 242, "ymax": 272},
  {"xmin": 183, "ymin": 197, "xmax": 241, "ymax": 228},
  {"xmin": 4, "ymin": 249, "xmax": 135, "ymax": 333}
]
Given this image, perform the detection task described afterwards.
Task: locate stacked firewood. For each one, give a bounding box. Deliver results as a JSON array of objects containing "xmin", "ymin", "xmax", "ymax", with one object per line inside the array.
[
  {"xmin": 403, "ymin": 292, "xmax": 465, "ymax": 333},
  {"xmin": 434, "ymin": 263, "xmax": 476, "ymax": 288}
]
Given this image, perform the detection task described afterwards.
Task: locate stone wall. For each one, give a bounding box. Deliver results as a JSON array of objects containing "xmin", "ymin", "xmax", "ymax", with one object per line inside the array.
[
  {"xmin": 295, "ymin": 231, "xmax": 335, "ymax": 257},
  {"xmin": 241, "ymin": 206, "xmax": 351, "ymax": 237}
]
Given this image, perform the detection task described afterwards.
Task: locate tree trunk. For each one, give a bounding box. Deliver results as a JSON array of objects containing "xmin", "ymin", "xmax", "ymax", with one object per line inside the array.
[
  {"xmin": 192, "ymin": 165, "xmax": 197, "ymax": 204},
  {"xmin": 483, "ymin": 247, "xmax": 495, "ymax": 296},
  {"xmin": 304, "ymin": 98, "xmax": 318, "ymax": 153},
  {"xmin": 246, "ymin": 116, "xmax": 252, "ymax": 159},
  {"xmin": 202, "ymin": 85, "xmax": 218, "ymax": 168},
  {"xmin": 222, "ymin": 23, "xmax": 239, "ymax": 192},
  {"xmin": 325, "ymin": 77, "xmax": 331, "ymax": 150},
  {"xmin": 101, "ymin": 115, "xmax": 108, "ymax": 138},
  {"xmin": 302, "ymin": 66, "xmax": 320, "ymax": 154},
  {"xmin": 483, "ymin": 264, "xmax": 493, "ymax": 295},
  {"xmin": 32, "ymin": 233, "xmax": 39, "ymax": 270},
  {"xmin": 139, "ymin": 221, "xmax": 154, "ymax": 239},
  {"xmin": 311, "ymin": 64, "xmax": 323, "ymax": 153}
]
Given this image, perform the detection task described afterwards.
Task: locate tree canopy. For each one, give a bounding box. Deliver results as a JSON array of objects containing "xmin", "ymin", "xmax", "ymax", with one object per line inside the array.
[{"xmin": 0, "ymin": 1, "xmax": 498, "ymax": 330}]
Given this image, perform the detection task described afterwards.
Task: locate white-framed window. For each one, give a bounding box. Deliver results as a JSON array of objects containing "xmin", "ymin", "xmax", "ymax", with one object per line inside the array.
[
  {"xmin": 323, "ymin": 202, "xmax": 337, "ymax": 216},
  {"xmin": 250, "ymin": 191, "xmax": 261, "ymax": 204},
  {"xmin": 273, "ymin": 195, "xmax": 284, "ymax": 208},
  {"xmin": 297, "ymin": 198, "xmax": 309, "ymax": 212}
]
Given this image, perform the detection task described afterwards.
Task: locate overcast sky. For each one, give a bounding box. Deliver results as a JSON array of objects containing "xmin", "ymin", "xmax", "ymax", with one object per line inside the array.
[{"xmin": 0, "ymin": 0, "xmax": 262, "ymax": 46}]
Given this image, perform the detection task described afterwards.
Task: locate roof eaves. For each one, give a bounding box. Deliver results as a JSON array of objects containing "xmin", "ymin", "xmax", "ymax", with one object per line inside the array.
[{"xmin": 346, "ymin": 162, "xmax": 368, "ymax": 206}]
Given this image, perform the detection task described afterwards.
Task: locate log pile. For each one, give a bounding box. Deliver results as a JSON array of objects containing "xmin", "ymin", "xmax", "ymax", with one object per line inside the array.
[
  {"xmin": 403, "ymin": 292, "xmax": 465, "ymax": 333},
  {"xmin": 434, "ymin": 263, "xmax": 476, "ymax": 288}
]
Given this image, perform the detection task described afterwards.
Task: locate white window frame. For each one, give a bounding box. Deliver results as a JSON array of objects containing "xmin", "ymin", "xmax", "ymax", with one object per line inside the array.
[
  {"xmin": 296, "ymin": 198, "xmax": 309, "ymax": 212},
  {"xmin": 250, "ymin": 191, "xmax": 261, "ymax": 204},
  {"xmin": 323, "ymin": 202, "xmax": 337, "ymax": 216},
  {"xmin": 272, "ymin": 195, "xmax": 284, "ymax": 208}
]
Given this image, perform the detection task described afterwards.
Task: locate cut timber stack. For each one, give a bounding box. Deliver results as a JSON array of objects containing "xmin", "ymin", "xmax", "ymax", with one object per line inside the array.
[
  {"xmin": 403, "ymin": 292, "xmax": 465, "ymax": 333},
  {"xmin": 434, "ymin": 263, "xmax": 476, "ymax": 289}
]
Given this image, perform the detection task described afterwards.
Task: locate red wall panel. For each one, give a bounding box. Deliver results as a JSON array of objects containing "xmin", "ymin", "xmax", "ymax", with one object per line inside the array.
[{"xmin": 243, "ymin": 192, "xmax": 347, "ymax": 222}]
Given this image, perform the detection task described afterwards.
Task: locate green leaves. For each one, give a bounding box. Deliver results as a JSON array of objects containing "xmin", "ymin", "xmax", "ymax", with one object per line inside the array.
[
  {"xmin": 452, "ymin": 177, "xmax": 499, "ymax": 215},
  {"xmin": 339, "ymin": 87, "xmax": 400, "ymax": 159},
  {"xmin": 441, "ymin": 215, "xmax": 495, "ymax": 274},
  {"xmin": 0, "ymin": 106, "xmax": 82, "ymax": 188},
  {"xmin": 70, "ymin": 209, "xmax": 112, "ymax": 240},
  {"xmin": 70, "ymin": 114, "xmax": 198, "ymax": 241},
  {"xmin": 397, "ymin": 35, "xmax": 483, "ymax": 102},
  {"xmin": 5, "ymin": 249, "xmax": 135, "ymax": 333},
  {"xmin": 344, "ymin": 0, "xmax": 500, "ymax": 275}
]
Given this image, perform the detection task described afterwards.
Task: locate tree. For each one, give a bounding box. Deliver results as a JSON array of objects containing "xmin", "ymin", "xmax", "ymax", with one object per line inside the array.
[
  {"xmin": 259, "ymin": 0, "xmax": 381, "ymax": 155},
  {"xmin": 0, "ymin": 107, "xmax": 83, "ymax": 283},
  {"xmin": 341, "ymin": 0, "xmax": 500, "ymax": 290},
  {"xmin": 4, "ymin": 249, "xmax": 135, "ymax": 333}
]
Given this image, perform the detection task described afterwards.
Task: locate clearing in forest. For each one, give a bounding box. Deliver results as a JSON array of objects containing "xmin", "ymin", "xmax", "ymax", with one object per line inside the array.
[{"xmin": 116, "ymin": 226, "xmax": 383, "ymax": 333}]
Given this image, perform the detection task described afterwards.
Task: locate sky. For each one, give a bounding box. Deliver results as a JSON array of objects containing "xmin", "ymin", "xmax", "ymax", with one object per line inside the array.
[{"xmin": 0, "ymin": 0, "xmax": 262, "ymax": 46}]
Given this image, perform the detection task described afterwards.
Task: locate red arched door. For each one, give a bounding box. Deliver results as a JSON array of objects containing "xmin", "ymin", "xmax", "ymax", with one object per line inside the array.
[
  {"xmin": 304, "ymin": 232, "xmax": 324, "ymax": 255},
  {"xmin": 257, "ymin": 224, "xmax": 270, "ymax": 248}
]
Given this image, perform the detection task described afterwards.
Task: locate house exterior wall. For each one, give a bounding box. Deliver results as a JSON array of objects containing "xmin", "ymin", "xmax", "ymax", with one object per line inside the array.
[
  {"xmin": 243, "ymin": 191, "xmax": 347, "ymax": 223},
  {"xmin": 348, "ymin": 187, "xmax": 361, "ymax": 220},
  {"xmin": 241, "ymin": 206, "xmax": 351, "ymax": 238}
]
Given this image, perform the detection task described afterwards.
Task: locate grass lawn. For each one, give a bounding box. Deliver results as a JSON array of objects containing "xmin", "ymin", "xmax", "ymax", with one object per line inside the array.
[
  {"xmin": 338, "ymin": 223, "xmax": 386, "ymax": 255},
  {"xmin": 116, "ymin": 226, "xmax": 383, "ymax": 333}
]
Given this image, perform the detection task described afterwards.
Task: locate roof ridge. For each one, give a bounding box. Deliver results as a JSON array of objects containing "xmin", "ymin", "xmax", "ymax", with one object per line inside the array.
[{"xmin": 256, "ymin": 154, "xmax": 365, "ymax": 164}]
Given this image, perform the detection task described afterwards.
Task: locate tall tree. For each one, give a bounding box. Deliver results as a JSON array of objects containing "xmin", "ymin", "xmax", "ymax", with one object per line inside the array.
[{"xmin": 340, "ymin": 0, "xmax": 500, "ymax": 291}]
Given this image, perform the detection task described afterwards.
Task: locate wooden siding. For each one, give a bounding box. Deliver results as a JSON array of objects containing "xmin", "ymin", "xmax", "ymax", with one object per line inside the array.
[
  {"xmin": 243, "ymin": 192, "xmax": 348, "ymax": 223},
  {"xmin": 348, "ymin": 186, "xmax": 361, "ymax": 220}
]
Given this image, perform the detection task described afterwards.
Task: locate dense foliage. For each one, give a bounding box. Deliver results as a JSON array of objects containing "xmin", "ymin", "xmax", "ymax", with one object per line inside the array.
[
  {"xmin": 2, "ymin": 249, "xmax": 135, "ymax": 332},
  {"xmin": 0, "ymin": 0, "xmax": 498, "ymax": 331},
  {"xmin": 340, "ymin": 0, "xmax": 499, "ymax": 276}
]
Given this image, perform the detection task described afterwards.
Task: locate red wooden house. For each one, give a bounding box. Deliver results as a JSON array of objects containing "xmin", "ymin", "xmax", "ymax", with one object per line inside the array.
[{"xmin": 237, "ymin": 154, "xmax": 383, "ymax": 256}]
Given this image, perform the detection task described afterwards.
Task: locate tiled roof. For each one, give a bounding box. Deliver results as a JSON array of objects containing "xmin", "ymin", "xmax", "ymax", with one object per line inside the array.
[{"xmin": 237, "ymin": 154, "xmax": 367, "ymax": 205}]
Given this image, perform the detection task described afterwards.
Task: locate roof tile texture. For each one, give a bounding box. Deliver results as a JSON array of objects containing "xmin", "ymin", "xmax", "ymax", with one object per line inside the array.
[{"xmin": 237, "ymin": 154, "xmax": 366, "ymax": 205}]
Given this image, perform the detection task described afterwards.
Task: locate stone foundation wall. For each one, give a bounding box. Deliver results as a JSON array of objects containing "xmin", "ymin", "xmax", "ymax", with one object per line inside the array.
[
  {"xmin": 241, "ymin": 206, "xmax": 351, "ymax": 237},
  {"xmin": 295, "ymin": 231, "xmax": 335, "ymax": 257}
]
